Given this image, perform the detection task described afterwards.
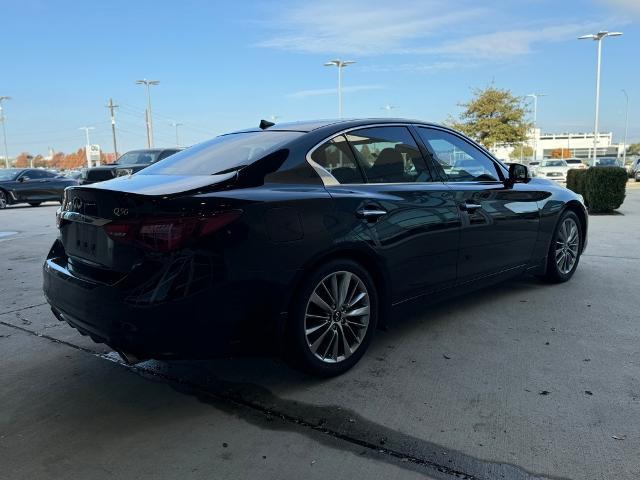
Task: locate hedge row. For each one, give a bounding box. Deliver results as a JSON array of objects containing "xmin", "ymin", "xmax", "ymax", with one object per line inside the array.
[{"xmin": 566, "ymin": 167, "xmax": 627, "ymax": 213}]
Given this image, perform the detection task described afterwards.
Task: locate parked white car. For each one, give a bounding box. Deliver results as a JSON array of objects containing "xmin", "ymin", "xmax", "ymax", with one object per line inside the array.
[
  {"xmin": 565, "ymin": 158, "xmax": 587, "ymax": 170},
  {"xmin": 536, "ymin": 159, "xmax": 570, "ymax": 182}
]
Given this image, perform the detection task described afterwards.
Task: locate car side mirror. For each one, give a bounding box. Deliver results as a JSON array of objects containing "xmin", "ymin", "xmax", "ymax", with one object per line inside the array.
[
  {"xmin": 18, "ymin": 176, "xmax": 26, "ymax": 182},
  {"xmin": 508, "ymin": 163, "xmax": 529, "ymax": 183}
]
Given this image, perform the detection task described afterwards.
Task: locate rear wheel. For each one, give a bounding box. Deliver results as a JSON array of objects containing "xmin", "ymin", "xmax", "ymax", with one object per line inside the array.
[
  {"xmin": 0, "ymin": 190, "xmax": 7, "ymax": 209},
  {"xmin": 288, "ymin": 259, "xmax": 378, "ymax": 376},
  {"xmin": 29, "ymin": 202, "xmax": 42, "ymax": 207},
  {"xmin": 541, "ymin": 211, "xmax": 582, "ymax": 283}
]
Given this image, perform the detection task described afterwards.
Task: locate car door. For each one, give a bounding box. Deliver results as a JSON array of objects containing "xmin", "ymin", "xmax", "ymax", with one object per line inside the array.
[
  {"xmin": 415, "ymin": 126, "xmax": 541, "ymax": 283},
  {"xmin": 310, "ymin": 126, "xmax": 461, "ymax": 303},
  {"xmin": 14, "ymin": 169, "xmax": 43, "ymax": 201}
]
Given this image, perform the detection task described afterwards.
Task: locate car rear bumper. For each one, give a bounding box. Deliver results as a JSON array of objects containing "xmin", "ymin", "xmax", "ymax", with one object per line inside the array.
[{"xmin": 42, "ymin": 241, "xmax": 269, "ymax": 359}]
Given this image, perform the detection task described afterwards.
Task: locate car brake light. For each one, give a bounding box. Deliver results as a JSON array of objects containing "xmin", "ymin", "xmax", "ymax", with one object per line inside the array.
[{"xmin": 104, "ymin": 210, "xmax": 242, "ymax": 252}]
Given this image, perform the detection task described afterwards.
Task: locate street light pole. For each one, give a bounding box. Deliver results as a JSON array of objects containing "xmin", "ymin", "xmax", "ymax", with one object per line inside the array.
[
  {"xmin": 622, "ymin": 89, "xmax": 629, "ymax": 167},
  {"xmin": 526, "ymin": 93, "xmax": 546, "ymax": 162},
  {"xmin": 0, "ymin": 96, "xmax": 11, "ymax": 168},
  {"xmin": 324, "ymin": 60, "xmax": 356, "ymax": 118},
  {"xmin": 170, "ymin": 122, "xmax": 183, "ymax": 147},
  {"xmin": 79, "ymin": 126, "xmax": 95, "ymax": 168},
  {"xmin": 579, "ymin": 31, "xmax": 623, "ymax": 166},
  {"xmin": 135, "ymin": 79, "xmax": 160, "ymax": 148}
]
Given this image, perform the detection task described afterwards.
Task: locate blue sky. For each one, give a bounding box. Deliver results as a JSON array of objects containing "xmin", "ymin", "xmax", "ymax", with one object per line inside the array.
[{"xmin": 1, "ymin": 0, "xmax": 638, "ymax": 156}]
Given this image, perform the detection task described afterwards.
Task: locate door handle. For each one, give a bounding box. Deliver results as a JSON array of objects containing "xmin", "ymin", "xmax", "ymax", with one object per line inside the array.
[
  {"xmin": 356, "ymin": 206, "xmax": 387, "ymax": 221},
  {"xmin": 459, "ymin": 202, "xmax": 482, "ymax": 213}
]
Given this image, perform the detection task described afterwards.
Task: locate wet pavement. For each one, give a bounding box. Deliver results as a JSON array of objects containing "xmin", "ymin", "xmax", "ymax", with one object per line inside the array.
[{"xmin": 1, "ymin": 191, "xmax": 639, "ymax": 480}]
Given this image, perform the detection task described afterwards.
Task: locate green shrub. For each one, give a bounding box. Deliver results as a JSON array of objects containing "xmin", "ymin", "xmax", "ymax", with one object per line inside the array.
[
  {"xmin": 566, "ymin": 169, "xmax": 588, "ymax": 197},
  {"xmin": 583, "ymin": 167, "xmax": 627, "ymax": 213}
]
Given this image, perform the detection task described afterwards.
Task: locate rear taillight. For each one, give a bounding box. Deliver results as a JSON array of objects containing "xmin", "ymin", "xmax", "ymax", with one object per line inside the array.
[{"xmin": 104, "ymin": 211, "xmax": 242, "ymax": 252}]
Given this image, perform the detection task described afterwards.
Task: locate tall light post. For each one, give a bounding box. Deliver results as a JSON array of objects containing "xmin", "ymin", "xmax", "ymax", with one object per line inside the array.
[
  {"xmin": 526, "ymin": 93, "xmax": 546, "ymax": 162},
  {"xmin": 170, "ymin": 122, "xmax": 183, "ymax": 147},
  {"xmin": 135, "ymin": 79, "xmax": 160, "ymax": 148},
  {"xmin": 578, "ymin": 31, "xmax": 623, "ymax": 166},
  {"xmin": 324, "ymin": 60, "xmax": 356, "ymax": 118},
  {"xmin": 79, "ymin": 126, "xmax": 95, "ymax": 168},
  {"xmin": 621, "ymin": 89, "xmax": 629, "ymax": 167},
  {"xmin": 381, "ymin": 104, "xmax": 397, "ymax": 117},
  {"xmin": 0, "ymin": 96, "xmax": 11, "ymax": 168}
]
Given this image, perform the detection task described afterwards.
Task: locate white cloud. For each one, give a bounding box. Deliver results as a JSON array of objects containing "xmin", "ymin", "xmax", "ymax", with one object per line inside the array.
[
  {"xmin": 598, "ymin": 0, "xmax": 640, "ymax": 15},
  {"xmin": 422, "ymin": 23, "xmax": 600, "ymax": 58},
  {"xmin": 257, "ymin": 1, "xmax": 605, "ymax": 62},
  {"xmin": 256, "ymin": 0, "xmax": 485, "ymax": 56},
  {"xmin": 287, "ymin": 84, "xmax": 384, "ymax": 99}
]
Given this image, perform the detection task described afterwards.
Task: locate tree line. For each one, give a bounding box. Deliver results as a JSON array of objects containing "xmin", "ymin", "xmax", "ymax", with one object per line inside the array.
[{"xmin": 13, "ymin": 149, "xmax": 114, "ymax": 170}]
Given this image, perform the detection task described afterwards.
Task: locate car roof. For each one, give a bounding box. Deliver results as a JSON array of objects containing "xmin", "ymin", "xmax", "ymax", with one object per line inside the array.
[{"xmin": 232, "ymin": 118, "xmax": 444, "ymax": 134}]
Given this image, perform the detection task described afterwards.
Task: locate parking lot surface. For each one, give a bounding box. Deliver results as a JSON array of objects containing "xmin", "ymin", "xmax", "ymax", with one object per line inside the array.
[{"xmin": 1, "ymin": 188, "xmax": 639, "ymax": 480}]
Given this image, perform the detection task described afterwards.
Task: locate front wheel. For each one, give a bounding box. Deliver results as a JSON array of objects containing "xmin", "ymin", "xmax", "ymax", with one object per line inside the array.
[
  {"xmin": 288, "ymin": 259, "xmax": 378, "ymax": 376},
  {"xmin": 541, "ymin": 211, "xmax": 583, "ymax": 283},
  {"xmin": 0, "ymin": 190, "xmax": 7, "ymax": 209}
]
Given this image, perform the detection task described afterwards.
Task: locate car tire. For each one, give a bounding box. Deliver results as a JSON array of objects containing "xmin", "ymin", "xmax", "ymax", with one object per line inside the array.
[
  {"xmin": 29, "ymin": 202, "xmax": 42, "ymax": 207},
  {"xmin": 540, "ymin": 210, "xmax": 583, "ymax": 283},
  {"xmin": 0, "ymin": 190, "xmax": 7, "ymax": 209},
  {"xmin": 288, "ymin": 259, "xmax": 378, "ymax": 376}
]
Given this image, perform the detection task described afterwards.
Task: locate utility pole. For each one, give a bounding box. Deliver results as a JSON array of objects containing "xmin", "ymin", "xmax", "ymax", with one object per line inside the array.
[
  {"xmin": 0, "ymin": 96, "xmax": 11, "ymax": 168},
  {"xmin": 106, "ymin": 98, "xmax": 119, "ymax": 160}
]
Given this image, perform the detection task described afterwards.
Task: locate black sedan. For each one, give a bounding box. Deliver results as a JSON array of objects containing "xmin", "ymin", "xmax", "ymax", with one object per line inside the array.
[
  {"xmin": 0, "ymin": 168, "xmax": 78, "ymax": 209},
  {"xmin": 43, "ymin": 119, "xmax": 587, "ymax": 375},
  {"xmin": 81, "ymin": 148, "xmax": 182, "ymax": 184}
]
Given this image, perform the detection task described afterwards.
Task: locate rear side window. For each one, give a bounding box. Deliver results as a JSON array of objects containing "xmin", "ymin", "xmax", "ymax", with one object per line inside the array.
[
  {"xmin": 345, "ymin": 126, "xmax": 431, "ymax": 183},
  {"xmin": 310, "ymin": 135, "xmax": 364, "ymax": 184},
  {"xmin": 141, "ymin": 131, "xmax": 303, "ymax": 176}
]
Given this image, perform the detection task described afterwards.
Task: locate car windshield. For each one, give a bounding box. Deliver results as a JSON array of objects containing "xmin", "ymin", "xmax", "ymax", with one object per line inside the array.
[
  {"xmin": 598, "ymin": 158, "xmax": 616, "ymax": 165},
  {"xmin": 141, "ymin": 131, "xmax": 304, "ymax": 176},
  {"xmin": 542, "ymin": 160, "xmax": 566, "ymax": 167},
  {"xmin": 0, "ymin": 169, "xmax": 21, "ymax": 181},
  {"xmin": 114, "ymin": 151, "xmax": 161, "ymax": 166}
]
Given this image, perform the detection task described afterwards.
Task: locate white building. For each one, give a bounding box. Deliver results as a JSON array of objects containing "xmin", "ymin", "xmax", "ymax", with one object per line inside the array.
[{"xmin": 492, "ymin": 129, "xmax": 623, "ymax": 163}]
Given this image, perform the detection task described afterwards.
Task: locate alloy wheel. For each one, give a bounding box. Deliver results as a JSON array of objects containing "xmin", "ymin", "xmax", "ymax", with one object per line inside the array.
[
  {"xmin": 304, "ymin": 271, "xmax": 370, "ymax": 364},
  {"xmin": 555, "ymin": 217, "xmax": 580, "ymax": 274},
  {"xmin": 0, "ymin": 191, "xmax": 6, "ymax": 209}
]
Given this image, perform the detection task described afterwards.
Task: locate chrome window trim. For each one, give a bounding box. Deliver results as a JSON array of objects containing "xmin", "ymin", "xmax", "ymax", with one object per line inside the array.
[
  {"xmin": 305, "ymin": 122, "xmax": 507, "ymax": 186},
  {"xmin": 305, "ymin": 123, "xmax": 419, "ymax": 186}
]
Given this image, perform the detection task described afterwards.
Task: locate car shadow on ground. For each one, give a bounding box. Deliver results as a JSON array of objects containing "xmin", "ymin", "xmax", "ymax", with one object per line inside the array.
[{"xmin": 148, "ymin": 273, "xmax": 550, "ymax": 389}]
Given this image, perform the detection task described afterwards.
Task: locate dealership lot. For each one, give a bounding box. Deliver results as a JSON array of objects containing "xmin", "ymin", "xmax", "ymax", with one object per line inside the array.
[{"xmin": 1, "ymin": 190, "xmax": 639, "ymax": 480}]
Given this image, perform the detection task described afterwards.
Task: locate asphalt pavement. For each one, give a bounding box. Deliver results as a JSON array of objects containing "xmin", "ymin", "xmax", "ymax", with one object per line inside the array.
[{"xmin": 1, "ymin": 185, "xmax": 639, "ymax": 480}]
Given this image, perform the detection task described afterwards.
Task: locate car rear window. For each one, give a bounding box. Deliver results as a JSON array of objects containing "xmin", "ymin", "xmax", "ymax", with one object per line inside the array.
[{"xmin": 140, "ymin": 131, "xmax": 303, "ymax": 176}]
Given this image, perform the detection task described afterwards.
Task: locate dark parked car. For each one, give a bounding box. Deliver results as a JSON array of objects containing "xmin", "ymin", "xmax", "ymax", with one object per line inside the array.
[
  {"xmin": 0, "ymin": 168, "xmax": 78, "ymax": 209},
  {"xmin": 43, "ymin": 119, "xmax": 588, "ymax": 375},
  {"xmin": 593, "ymin": 157, "xmax": 619, "ymax": 167},
  {"xmin": 80, "ymin": 148, "xmax": 182, "ymax": 184}
]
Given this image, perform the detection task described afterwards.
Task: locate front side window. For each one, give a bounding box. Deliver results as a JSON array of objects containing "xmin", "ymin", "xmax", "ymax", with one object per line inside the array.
[
  {"xmin": 345, "ymin": 126, "xmax": 431, "ymax": 183},
  {"xmin": 310, "ymin": 135, "xmax": 364, "ymax": 184},
  {"xmin": 417, "ymin": 127, "xmax": 501, "ymax": 182}
]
